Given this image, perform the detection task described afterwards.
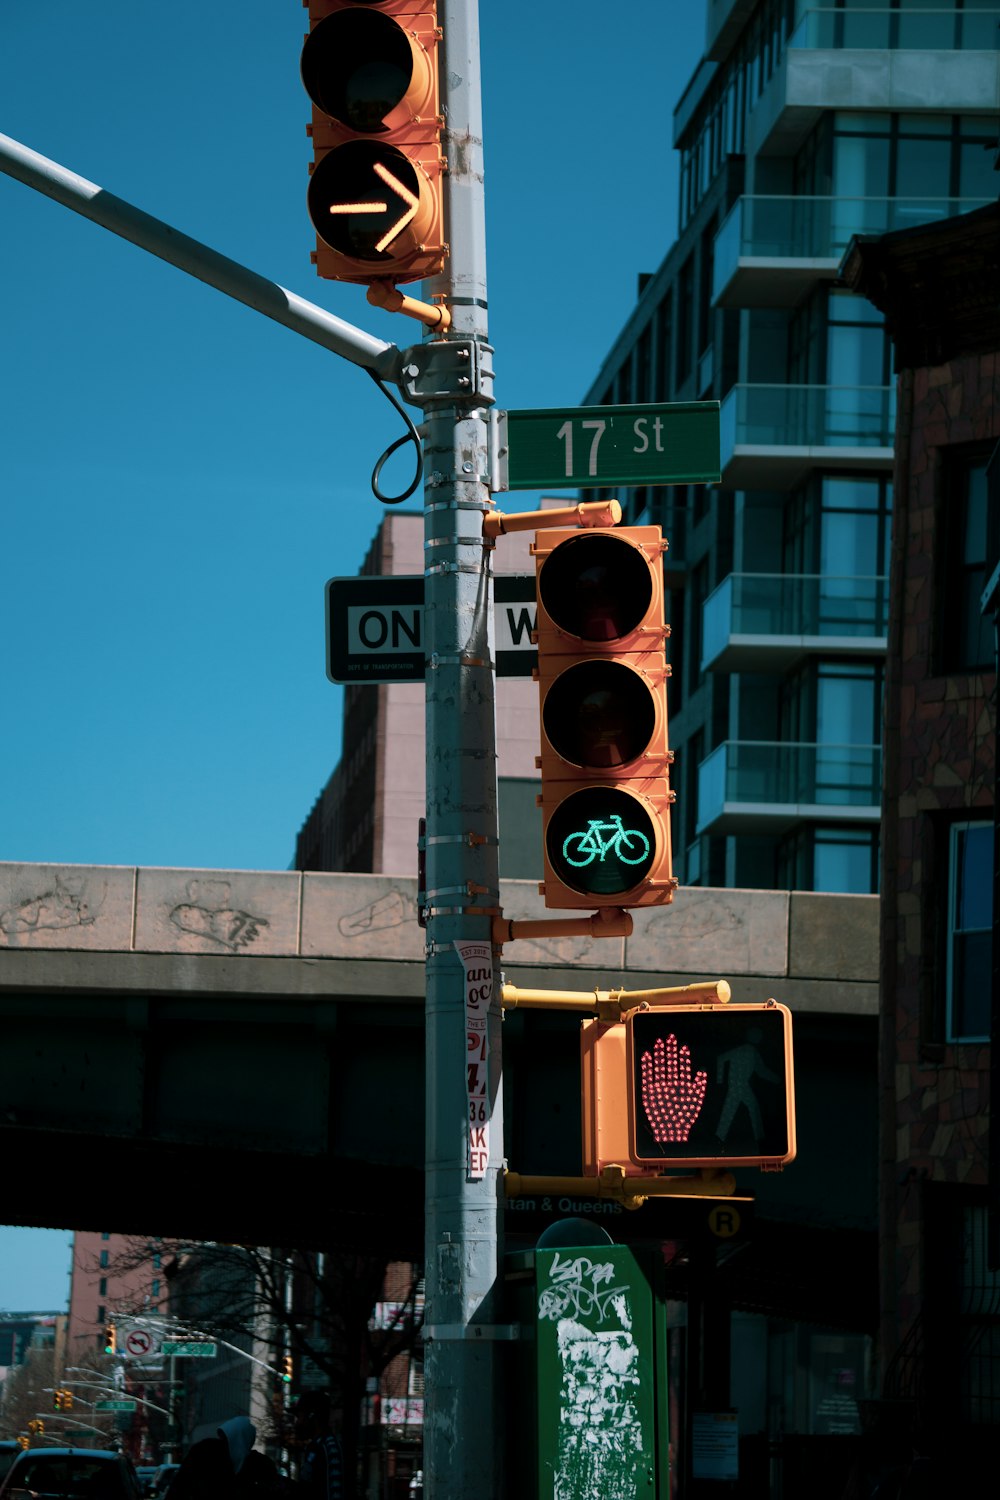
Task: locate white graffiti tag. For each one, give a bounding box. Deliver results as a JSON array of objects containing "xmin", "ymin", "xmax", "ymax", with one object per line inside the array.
[{"xmin": 538, "ymin": 1253, "xmax": 631, "ymax": 1326}]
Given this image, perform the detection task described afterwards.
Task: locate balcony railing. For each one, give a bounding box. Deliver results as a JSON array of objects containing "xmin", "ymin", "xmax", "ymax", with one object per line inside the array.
[
  {"xmin": 696, "ymin": 740, "xmax": 882, "ymax": 836},
  {"xmin": 702, "ymin": 572, "xmax": 889, "ymax": 672},
  {"xmin": 720, "ymin": 383, "xmax": 895, "ymax": 488},
  {"xmin": 712, "ymin": 196, "xmax": 991, "ymax": 308},
  {"xmin": 790, "ymin": 8, "xmax": 1000, "ymax": 51}
]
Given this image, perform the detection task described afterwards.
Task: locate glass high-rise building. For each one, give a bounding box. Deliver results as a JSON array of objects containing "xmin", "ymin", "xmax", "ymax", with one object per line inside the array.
[{"xmin": 582, "ymin": 0, "xmax": 998, "ymax": 895}]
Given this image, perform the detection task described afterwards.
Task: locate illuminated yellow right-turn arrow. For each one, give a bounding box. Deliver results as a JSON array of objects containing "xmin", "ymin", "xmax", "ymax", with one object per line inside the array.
[{"xmin": 326, "ymin": 161, "xmax": 419, "ymax": 255}]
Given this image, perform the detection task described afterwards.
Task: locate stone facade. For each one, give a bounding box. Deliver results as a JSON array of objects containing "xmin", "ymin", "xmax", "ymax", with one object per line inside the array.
[
  {"xmin": 844, "ymin": 204, "xmax": 1000, "ymax": 1450},
  {"xmin": 884, "ymin": 348, "xmax": 998, "ymax": 1339}
]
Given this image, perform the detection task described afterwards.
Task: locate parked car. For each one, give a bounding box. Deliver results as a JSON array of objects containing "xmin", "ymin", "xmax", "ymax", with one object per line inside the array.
[
  {"xmin": 148, "ymin": 1463, "xmax": 179, "ymax": 1497},
  {"xmin": 0, "ymin": 1445, "xmax": 21, "ymax": 1486},
  {"xmin": 0, "ymin": 1446, "xmax": 142, "ymax": 1499},
  {"xmin": 135, "ymin": 1465, "xmax": 158, "ymax": 1497}
]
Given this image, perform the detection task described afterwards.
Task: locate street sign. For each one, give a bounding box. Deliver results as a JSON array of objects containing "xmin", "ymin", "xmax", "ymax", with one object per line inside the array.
[
  {"xmin": 326, "ymin": 575, "xmax": 537, "ymax": 684},
  {"xmin": 495, "ymin": 401, "xmax": 721, "ymax": 491},
  {"xmin": 94, "ymin": 1399, "xmax": 137, "ymax": 1412},
  {"xmin": 161, "ymin": 1341, "xmax": 217, "ymax": 1358},
  {"xmin": 123, "ymin": 1328, "xmax": 154, "ymax": 1358}
]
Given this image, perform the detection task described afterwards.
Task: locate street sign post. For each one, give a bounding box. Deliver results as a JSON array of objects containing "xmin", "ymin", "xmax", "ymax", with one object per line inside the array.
[
  {"xmin": 161, "ymin": 1341, "xmax": 217, "ymax": 1358},
  {"xmin": 326, "ymin": 574, "xmax": 537, "ymax": 683},
  {"xmin": 495, "ymin": 400, "xmax": 721, "ymax": 491}
]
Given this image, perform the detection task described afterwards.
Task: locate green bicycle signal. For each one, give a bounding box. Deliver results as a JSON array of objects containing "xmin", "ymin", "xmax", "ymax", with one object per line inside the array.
[
  {"xmin": 562, "ymin": 814, "xmax": 651, "ymax": 868},
  {"xmin": 546, "ymin": 788, "xmax": 658, "ymax": 897}
]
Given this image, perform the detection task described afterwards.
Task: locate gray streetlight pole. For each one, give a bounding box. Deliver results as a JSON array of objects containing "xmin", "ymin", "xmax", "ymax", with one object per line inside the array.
[{"xmin": 416, "ymin": 2, "xmax": 504, "ymax": 1496}]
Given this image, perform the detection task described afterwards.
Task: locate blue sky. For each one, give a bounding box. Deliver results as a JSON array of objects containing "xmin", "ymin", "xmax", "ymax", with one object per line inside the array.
[
  {"xmin": 0, "ymin": 1227, "xmax": 73, "ymax": 1313},
  {"xmin": 0, "ymin": 1, "xmax": 705, "ymax": 875}
]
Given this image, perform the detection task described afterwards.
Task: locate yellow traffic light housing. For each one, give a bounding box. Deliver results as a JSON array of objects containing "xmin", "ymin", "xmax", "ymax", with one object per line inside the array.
[
  {"xmin": 281, "ymin": 1353, "xmax": 294, "ymax": 1384},
  {"xmin": 104, "ymin": 1323, "xmax": 116, "ymax": 1354},
  {"xmin": 301, "ymin": 0, "xmax": 446, "ymax": 286},
  {"xmin": 533, "ymin": 524, "xmax": 677, "ymax": 910}
]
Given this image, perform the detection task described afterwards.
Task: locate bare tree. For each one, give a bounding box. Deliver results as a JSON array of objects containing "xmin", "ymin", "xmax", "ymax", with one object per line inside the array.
[{"xmin": 98, "ymin": 1237, "xmax": 422, "ymax": 1496}]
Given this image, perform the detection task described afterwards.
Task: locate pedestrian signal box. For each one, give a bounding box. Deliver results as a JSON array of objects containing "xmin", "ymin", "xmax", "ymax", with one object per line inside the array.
[
  {"xmin": 301, "ymin": 0, "xmax": 446, "ymax": 285},
  {"xmin": 625, "ymin": 1002, "xmax": 796, "ymax": 1170},
  {"xmin": 532, "ymin": 525, "xmax": 676, "ymax": 910}
]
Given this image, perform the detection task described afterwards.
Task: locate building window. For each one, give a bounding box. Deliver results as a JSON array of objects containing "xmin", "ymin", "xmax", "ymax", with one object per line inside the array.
[
  {"xmin": 101, "ymin": 1233, "xmax": 110, "ymax": 1241},
  {"xmin": 940, "ymin": 447, "xmax": 993, "ymax": 674},
  {"xmin": 99, "ymin": 1278, "xmax": 107, "ymax": 1297},
  {"xmin": 97, "ymin": 1305, "xmax": 105, "ymax": 1325},
  {"xmin": 99, "ymin": 1250, "xmax": 109, "ymax": 1269},
  {"xmin": 675, "ymin": 256, "xmax": 695, "ymax": 388},
  {"xmin": 813, "ymin": 826, "xmax": 879, "ymax": 895},
  {"xmin": 777, "ymin": 824, "xmax": 879, "ymax": 895},
  {"xmin": 946, "ymin": 821, "xmax": 993, "ymax": 1043},
  {"xmin": 151, "ymin": 1280, "xmax": 160, "ymax": 1299},
  {"xmin": 959, "ymin": 1203, "xmax": 1000, "ymax": 1423}
]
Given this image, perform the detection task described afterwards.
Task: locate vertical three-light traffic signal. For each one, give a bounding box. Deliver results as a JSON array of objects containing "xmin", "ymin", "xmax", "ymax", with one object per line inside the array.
[
  {"xmin": 301, "ymin": 0, "xmax": 446, "ymax": 285},
  {"xmin": 533, "ymin": 525, "xmax": 676, "ymax": 910}
]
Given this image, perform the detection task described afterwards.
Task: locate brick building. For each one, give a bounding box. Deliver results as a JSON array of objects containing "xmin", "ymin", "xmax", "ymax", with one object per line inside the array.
[{"xmin": 843, "ymin": 199, "xmax": 1000, "ymax": 1476}]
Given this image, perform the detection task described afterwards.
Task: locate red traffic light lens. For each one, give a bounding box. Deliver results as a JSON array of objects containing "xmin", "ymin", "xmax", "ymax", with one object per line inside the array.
[
  {"xmin": 538, "ymin": 532, "xmax": 653, "ymax": 642},
  {"xmin": 543, "ymin": 660, "xmax": 656, "ymax": 769}
]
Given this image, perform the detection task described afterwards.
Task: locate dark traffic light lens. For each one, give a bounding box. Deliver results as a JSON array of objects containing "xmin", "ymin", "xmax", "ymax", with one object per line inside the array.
[
  {"xmin": 546, "ymin": 787, "xmax": 656, "ymax": 896},
  {"xmin": 308, "ymin": 142, "xmax": 421, "ymax": 260},
  {"xmin": 543, "ymin": 661, "xmax": 655, "ymax": 769},
  {"xmin": 301, "ymin": 11, "xmax": 414, "ymax": 133},
  {"xmin": 539, "ymin": 532, "xmax": 653, "ymax": 642}
]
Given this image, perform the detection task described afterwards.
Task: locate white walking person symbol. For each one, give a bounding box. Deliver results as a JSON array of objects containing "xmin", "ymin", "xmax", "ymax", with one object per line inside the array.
[{"xmin": 715, "ymin": 1026, "xmax": 780, "ymax": 1143}]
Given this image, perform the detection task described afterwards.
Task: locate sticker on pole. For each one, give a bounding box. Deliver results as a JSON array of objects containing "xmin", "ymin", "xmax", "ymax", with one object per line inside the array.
[{"xmin": 454, "ymin": 940, "xmax": 493, "ymax": 1180}]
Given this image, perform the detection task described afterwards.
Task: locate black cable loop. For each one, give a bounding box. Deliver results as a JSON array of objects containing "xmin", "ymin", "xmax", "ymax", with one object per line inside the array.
[{"xmin": 366, "ymin": 367, "xmax": 423, "ymax": 504}]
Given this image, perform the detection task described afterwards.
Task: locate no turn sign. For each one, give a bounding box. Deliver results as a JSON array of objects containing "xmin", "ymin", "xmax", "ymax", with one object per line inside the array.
[{"xmin": 124, "ymin": 1327, "xmax": 154, "ymax": 1358}]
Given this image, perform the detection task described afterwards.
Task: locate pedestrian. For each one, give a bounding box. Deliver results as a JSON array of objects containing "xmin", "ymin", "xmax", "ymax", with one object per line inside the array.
[
  {"xmin": 292, "ymin": 1396, "xmax": 345, "ymax": 1500},
  {"xmin": 169, "ymin": 1417, "xmax": 282, "ymax": 1499}
]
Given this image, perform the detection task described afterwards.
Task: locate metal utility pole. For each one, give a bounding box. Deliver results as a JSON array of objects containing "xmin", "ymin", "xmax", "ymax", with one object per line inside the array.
[{"xmin": 416, "ymin": 2, "xmax": 504, "ymax": 1495}]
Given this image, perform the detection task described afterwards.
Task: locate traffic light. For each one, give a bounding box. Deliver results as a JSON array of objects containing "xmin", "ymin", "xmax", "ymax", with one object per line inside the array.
[
  {"xmin": 58, "ymin": 1388, "xmax": 73, "ymax": 1412},
  {"xmin": 625, "ymin": 1002, "xmax": 796, "ymax": 1170},
  {"xmin": 18, "ymin": 1437, "xmax": 29, "ymax": 1450},
  {"xmin": 533, "ymin": 524, "xmax": 676, "ymax": 910},
  {"xmin": 53, "ymin": 1389, "xmax": 62, "ymax": 1411},
  {"xmin": 27, "ymin": 1421, "xmax": 43, "ymax": 1436},
  {"xmin": 281, "ymin": 1354, "xmax": 294, "ymax": 1384},
  {"xmin": 104, "ymin": 1323, "xmax": 116, "ymax": 1354},
  {"xmin": 300, "ymin": 0, "xmax": 446, "ymax": 286}
]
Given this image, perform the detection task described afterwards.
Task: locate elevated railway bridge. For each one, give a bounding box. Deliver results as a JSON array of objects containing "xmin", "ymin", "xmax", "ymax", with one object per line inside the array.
[{"xmin": 0, "ymin": 862, "xmax": 878, "ymax": 1323}]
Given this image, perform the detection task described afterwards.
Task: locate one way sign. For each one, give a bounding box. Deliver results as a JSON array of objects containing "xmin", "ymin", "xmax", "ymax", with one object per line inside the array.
[{"xmin": 326, "ymin": 575, "xmax": 537, "ymax": 684}]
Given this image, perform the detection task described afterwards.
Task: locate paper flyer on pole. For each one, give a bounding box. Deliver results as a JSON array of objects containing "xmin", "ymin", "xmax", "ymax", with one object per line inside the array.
[{"xmin": 454, "ymin": 940, "xmax": 492, "ymax": 1180}]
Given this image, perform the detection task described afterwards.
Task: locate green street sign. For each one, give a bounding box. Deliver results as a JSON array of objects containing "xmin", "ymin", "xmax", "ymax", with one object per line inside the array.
[
  {"xmin": 94, "ymin": 1399, "xmax": 137, "ymax": 1412},
  {"xmin": 496, "ymin": 400, "xmax": 720, "ymax": 491},
  {"xmin": 162, "ymin": 1341, "xmax": 217, "ymax": 1358}
]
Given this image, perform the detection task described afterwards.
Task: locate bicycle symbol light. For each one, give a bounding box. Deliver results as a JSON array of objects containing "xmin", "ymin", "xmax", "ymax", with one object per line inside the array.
[{"xmin": 532, "ymin": 523, "xmax": 677, "ymax": 910}]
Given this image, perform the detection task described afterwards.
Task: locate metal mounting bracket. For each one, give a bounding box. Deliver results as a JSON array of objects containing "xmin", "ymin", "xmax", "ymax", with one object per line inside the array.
[
  {"xmin": 398, "ymin": 339, "xmax": 495, "ymax": 406},
  {"xmin": 422, "ymin": 1323, "xmax": 526, "ymax": 1342}
]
